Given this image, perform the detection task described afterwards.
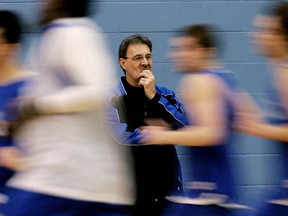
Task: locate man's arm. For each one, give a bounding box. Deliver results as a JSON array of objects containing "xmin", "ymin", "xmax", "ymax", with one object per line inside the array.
[
  {"xmin": 106, "ymin": 86, "xmax": 189, "ymax": 145},
  {"xmin": 106, "ymin": 94, "xmax": 143, "ymax": 145}
]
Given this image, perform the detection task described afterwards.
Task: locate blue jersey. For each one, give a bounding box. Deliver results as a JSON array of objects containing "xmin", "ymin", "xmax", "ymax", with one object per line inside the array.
[
  {"xmin": 0, "ymin": 80, "xmax": 26, "ymax": 146},
  {"xmin": 252, "ymin": 66, "xmax": 288, "ymax": 216},
  {"xmin": 262, "ymin": 70, "xmax": 288, "ymax": 125},
  {"xmin": 185, "ymin": 68, "xmax": 238, "ymax": 201},
  {"xmin": 0, "ymin": 79, "xmax": 27, "ymax": 191},
  {"xmin": 262, "ymin": 65, "xmax": 288, "ymax": 186}
]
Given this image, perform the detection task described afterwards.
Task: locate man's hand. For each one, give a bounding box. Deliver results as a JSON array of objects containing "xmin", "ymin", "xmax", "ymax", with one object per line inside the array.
[
  {"xmin": 140, "ymin": 125, "xmax": 171, "ymax": 145},
  {"xmin": 233, "ymin": 112, "xmax": 263, "ymax": 135},
  {"xmin": 0, "ymin": 146, "xmax": 26, "ymax": 171},
  {"xmin": 139, "ymin": 70, "xmax": 156, "ymax": 100},
  {"xmin": 8, "ymin": 97, "xmax": 39, "ymax": 121}
]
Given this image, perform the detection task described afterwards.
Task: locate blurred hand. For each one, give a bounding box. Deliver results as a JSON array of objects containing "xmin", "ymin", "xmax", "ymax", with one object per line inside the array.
[
  {"xmin": 0, "ymin": 121, "xmax": 10, "ymax": 137},
  {"xmin": 233, "ymin": 112, "xmax": 263, "ymax": 135},
  {"xmin": 140, "ymin": 126, "xmax": 170, "ymax": 145},
  {"xmin": 0, "ymin": 147, "xmax": 26, "ymax": 171},
  {"xmin": 139, "ymin": 70, "xmax": 156, "ymax": 100},
  {"xmin": 8, "ymin": 97, "xmax": 38, "ymax": 122}
]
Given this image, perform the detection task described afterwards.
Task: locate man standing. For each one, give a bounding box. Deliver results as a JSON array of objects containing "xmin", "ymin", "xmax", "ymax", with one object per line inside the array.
[{"xmin": 108, "ymin": 34, "xmax": 189, "ymax": 216}]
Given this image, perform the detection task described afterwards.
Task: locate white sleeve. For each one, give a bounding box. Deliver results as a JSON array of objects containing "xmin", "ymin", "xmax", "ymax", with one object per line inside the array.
[{"xmin": 35, "ymin": 24, "xmax": 117, "ymax": 114}]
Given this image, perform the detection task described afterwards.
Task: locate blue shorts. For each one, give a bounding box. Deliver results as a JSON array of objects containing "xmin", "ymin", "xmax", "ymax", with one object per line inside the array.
[
  {"xmin": 0, "ymin": 167, "xmax": 14, "ymax": 193},
  {"xmin": 256, "ymin": 202, "xmax": 288, "ymax": 216},
  {"xmin": 0, "ymin": 187, "xmax": 133, "ymax": 216},
  {"xmin": 176, "ymin": 204, "xmax": 231, "ymax": 216}
]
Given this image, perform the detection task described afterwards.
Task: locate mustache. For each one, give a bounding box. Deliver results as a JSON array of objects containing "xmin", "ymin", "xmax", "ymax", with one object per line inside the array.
[{"xmin": 141, "ymin": 66, "xmax": 150, "ymax": 70}]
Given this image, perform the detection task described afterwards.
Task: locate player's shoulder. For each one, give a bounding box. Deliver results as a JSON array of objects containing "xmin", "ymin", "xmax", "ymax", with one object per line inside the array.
[{"xmin": 184, "ymin": 73, "xmax": 219, "ymax": 86}]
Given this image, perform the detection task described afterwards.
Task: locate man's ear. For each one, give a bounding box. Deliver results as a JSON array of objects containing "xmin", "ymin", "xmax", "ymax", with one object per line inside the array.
[{"xmin": 119, "ymin": 58, "xmax": 127, "ymax": 70}]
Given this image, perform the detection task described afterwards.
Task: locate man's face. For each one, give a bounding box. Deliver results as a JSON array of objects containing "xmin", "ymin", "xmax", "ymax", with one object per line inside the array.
[
  {"xmin": 168, "ymin": 36, "xmax": 207, "ymax": 72},
  {"xmin": 0, "ymin": 29, "xmax": 14, "ymax": 61},
  {"xmin": 251, "ymin": 15, "xmax": 287, "ymax": 58},
  {"xmin": 119, "ymin": 43, "xmax": 152, "ymax": 87}
]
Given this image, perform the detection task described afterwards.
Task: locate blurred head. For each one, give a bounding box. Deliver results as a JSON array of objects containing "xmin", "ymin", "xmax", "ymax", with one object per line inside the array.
[
  {"xmin": 0, "ymin": 10, "xmax": 22, "ymax": 60},
  {"xmin": 0, "ymin": 10, "xmax": 22, "ymax": 44},
  {"xmin": 251, "ymin": 2, "xmax": 288, "ymax": 59},
  {"xmin": 118, "ymin": 34, "xmax": 153, "ymax": 87},
  {"xmin": 169, "ymin": 24, "xmax": 219, "ymax": 72},
  {"xmin": 40, "ymin": 0, "xmax": 91, "ymax": 25}
]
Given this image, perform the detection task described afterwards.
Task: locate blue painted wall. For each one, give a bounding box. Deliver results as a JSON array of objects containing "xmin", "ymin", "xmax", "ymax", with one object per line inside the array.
[{"xmin": 2, "ymin": 0, "xmax": 284, "ymax": 212}]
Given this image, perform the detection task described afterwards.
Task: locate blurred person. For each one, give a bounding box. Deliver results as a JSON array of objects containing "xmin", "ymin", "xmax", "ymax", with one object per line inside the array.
[
  {"xmin": 107, "ymin": 34, "xmax": 189, "ymax": 216},
  {"xmin": 0, "ymin": 0, "xmax": 135, "ymax": 215},
  {"xmin": 0, "ymin": 10, "xmax": 29, "ymax": 198},
  {"xmin": 141, "ymin": 24, "xmax": 247, "ymax": 216},
  {"xmin": 235, "ymin": 2, "xmax": 288, "ymax": 216}
]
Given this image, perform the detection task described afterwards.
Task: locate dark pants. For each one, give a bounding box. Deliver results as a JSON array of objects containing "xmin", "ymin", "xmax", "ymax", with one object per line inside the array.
[
  {"xmin": 0, "ymin": 187, "xmax": 133, "ymax": 216},
  {"xmin": 133, "ymin": 198, "xmax": 181, "ymax": 216}
]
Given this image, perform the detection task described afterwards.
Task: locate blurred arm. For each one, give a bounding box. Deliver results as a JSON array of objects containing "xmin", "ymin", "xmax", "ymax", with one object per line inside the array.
[
  {"xmin": 144, "ymin": 74, "xmax": 227, "ymax": 146},
  {"xmin": 238, "ymin": 65, "xmax": 288, "ymax": 141}
]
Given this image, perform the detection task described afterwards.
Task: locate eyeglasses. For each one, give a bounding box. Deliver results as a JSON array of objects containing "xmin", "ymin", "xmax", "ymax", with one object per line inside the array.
[{"xmin": 124, "ymin": 54, "xmax": 152, "ymax": 62}]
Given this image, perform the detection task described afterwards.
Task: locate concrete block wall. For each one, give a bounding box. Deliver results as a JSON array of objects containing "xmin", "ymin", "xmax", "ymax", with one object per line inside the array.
[{"xmin": 1, "ymin": 0, "xmax": 284, "ymax": 211}]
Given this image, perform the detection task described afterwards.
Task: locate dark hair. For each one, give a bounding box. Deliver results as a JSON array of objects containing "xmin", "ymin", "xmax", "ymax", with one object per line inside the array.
[
  {"xmin": 0, "ymin": 10, "xmax": 22, "ymax": 44},
  {"xmin": 273, "ymin": 2, "xmax": 288, "ymax": 41},
  {"xmin": 40, "ymin": 0, "xmax": 91, "ymax": 25},
  {"xmin": 177, "ymin": 24, "xmax": 219, "ymax": 49},
  {"xmin": 118, "ymin": 34, "xmax": 152, "ymax": 60},
  {"xmin": 60, "ymin": 0, "xmax": 90, "ymax": 17}
]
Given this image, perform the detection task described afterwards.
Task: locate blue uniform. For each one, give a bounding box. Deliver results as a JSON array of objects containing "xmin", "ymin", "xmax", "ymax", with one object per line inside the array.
[
  {"xmin": 0, "ymin": 79, "xmax": 26, "ymax": 193},
  {"xmin": 254, "ymin": 66, "xmax": 288, "ymax": 216},
  {"xmin": 175, "ymin": 68, "xmax": 239, "ymax": 216},
  {"xmin": 1, "ymin": 19, "xmax": 135, "ymax": 216},
  {"xmin": 1, "ymin": 187, "xmax": 133, "ymax": 216}
]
